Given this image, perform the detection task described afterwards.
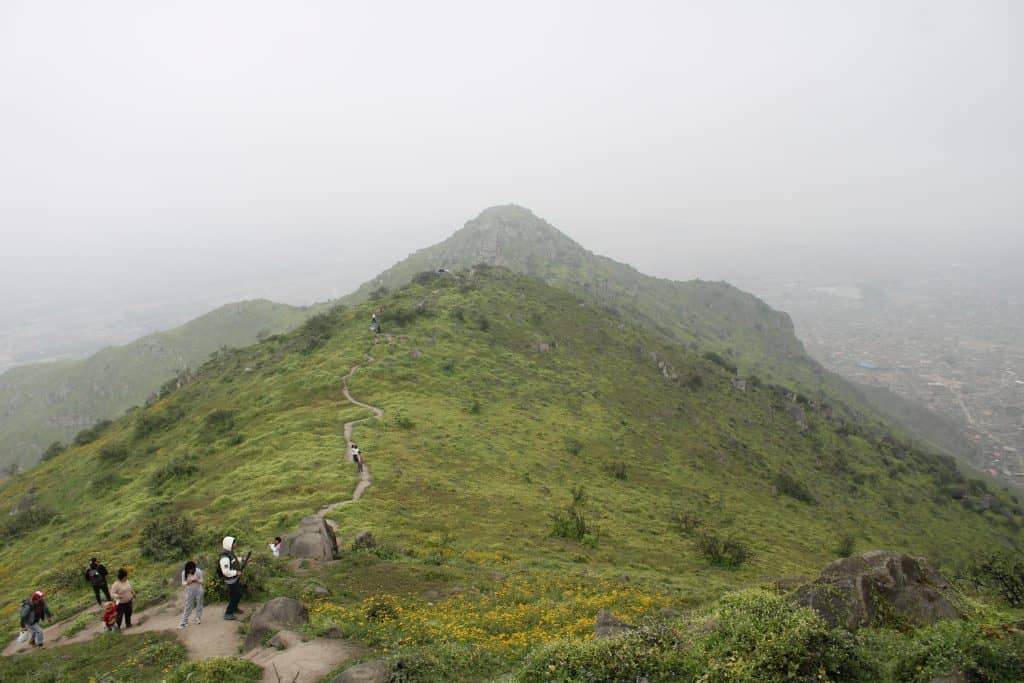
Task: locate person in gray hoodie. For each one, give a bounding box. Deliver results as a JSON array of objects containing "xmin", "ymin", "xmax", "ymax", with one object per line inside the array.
[
  {"xmin": 219, "ymin": 536, "xmax": 244, "ymax": 620},
  {"xmin": 19, "ymin": 591, "xmax": 52, "ymax": 647},
  {"xmin": 179, "ymin": 559, "xmax": 204, "ymax": 628}
]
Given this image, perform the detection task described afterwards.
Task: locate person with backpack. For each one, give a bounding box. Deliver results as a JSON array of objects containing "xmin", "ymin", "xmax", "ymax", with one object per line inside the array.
[
  {"xmin": 219, "ymin": 536, "xmax": 245, "ymax": 620},
  {"xmin": 350, "ymin": 443, "xmax": 362, "ymax": 472},
  {"xmin": 19, "ymin": 591, "xmax": 52, "ymax": 647},
  {"xmin": 85, "ymin": 557, "xmax": 111, "ymax": 606},
  {"xmin": 110, "ymin": 568, "xmax": 136, "ymax": 629},
  {"xmin": 179, "ymin": 559, "xmax": 204, "ymax": 628}
]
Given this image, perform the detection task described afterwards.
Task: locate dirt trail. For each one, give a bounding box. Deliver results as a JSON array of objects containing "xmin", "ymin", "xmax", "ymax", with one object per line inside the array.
[
  {"xmin": 4, "ymin": 598, "xmax": 359, "ymax": 682},
  {"xmin": 319, "ymin": 358, "xmax": 384, "ymax": 524},
  {"xmin": 3, "ymin": 358, "xmax": 385, "ymax": 680}
]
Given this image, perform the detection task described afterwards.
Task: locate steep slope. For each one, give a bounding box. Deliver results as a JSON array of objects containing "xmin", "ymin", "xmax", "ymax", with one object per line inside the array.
[
  {"xmin": 346, "ymin": 205, "xmax": 986, "ymax": 470},
  {"xmin": 0, "ymin": 269, "xmax": 1019, "ymax": 677},
  {"xmin": 0, "ymin": 299, "xmax": 319, "ymax": 472},
  {"xmin": 347, "ymin": 205, "xmax": 808, "ymax": 382}
]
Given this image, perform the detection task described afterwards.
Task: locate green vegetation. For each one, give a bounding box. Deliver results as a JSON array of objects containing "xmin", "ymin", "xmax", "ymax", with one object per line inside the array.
[
  {"xmin": 1, "ymin": 267, "xmax": 1022, "ymax": 678},
  {"xmin": 0, "ymin": 300, "xmax": 319, "ymax": 472},
  {"xmin": 0, "ymin": 632, "xmax": 186, "ymax": 682}
]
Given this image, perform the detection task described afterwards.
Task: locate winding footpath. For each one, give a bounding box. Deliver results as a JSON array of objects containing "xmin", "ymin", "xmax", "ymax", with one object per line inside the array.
[
  {"xmin": 3, "ymin": 357, "xmax": 385, "ymax": 682},
  {"xmin": 318, "ymin": 357, "xmax": 384, "ymax": 525}
]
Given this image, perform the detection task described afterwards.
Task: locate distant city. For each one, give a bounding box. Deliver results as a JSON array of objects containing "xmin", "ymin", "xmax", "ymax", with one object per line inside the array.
[{"xmin": 730, "ymin": 255, "xmax": 1024, "ymax": 487}]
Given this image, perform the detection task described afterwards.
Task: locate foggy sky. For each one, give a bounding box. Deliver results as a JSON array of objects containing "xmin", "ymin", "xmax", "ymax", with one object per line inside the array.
[{"xmin": 1, "ymin": 0, "xmax": 1021, "ymax": 320}]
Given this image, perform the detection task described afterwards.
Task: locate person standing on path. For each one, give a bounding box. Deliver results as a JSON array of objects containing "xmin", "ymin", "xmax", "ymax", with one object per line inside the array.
[
  {"xmin": 85, "ymin": 557, "xmax": 111, "ymax": 606},
  {"xmin": 179, "ymin": 560, "xmax": 204, "ymax": 628},
  {"xmin": 350, "ymin": 443, "xmax": 362, "ymax": 473},
  {"xmin": 110, "ymin": 568, "xmax": 136, "ymax": 629},
  {"xmin": 19, "ymin": 591, "xmax": 51, "ymax": 647},
  {"xmin": 219, "ymin": 536, "xmax": 244, "ymax": 620}
]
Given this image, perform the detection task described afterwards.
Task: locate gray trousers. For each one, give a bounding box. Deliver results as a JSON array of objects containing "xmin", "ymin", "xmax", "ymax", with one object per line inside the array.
[{"xmin": 181, "ymin": 584, "xmax": 204, "ymax": 625}]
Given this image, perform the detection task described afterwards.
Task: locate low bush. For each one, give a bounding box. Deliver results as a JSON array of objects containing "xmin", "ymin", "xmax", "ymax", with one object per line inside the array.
[
  {"xmin": 695, "ymin": 529, "xmax": 753, "ymax": 568},
  {"xmin": 202, "ymin": 409, "xmax": 235, "ymax": 436},
  {"xmin": 40, "ymin": 441, "xmax": 65, "ymax": 462},
  {"xmin": 167, "ymin": 657, "xmax": 262, "ymax": 683},
  {"xmin": 149, "ymin": 455, "xmax": 199, "ymax": 492},
  {"xmin": 889, "ymin": 619, "xmax": 1024, "ymax": 683},
  {"xmin": 0, "ymin": 504, "xmax": 56, "ymax": 546},
  {"xmin": 549, "ymin": 486, "xmax": 594, "ymax": 544},
  {"xmin": 205, "ymin": 554, "xmax": 284, "ymax": 603},
  {"xmin": 134, "ymin": 405, "xmax": 184, "ymax": 440},
  {"xmin": 965, "ymin": 553, "xmax": 1024, "ymax": 608},
  {"xmin": 99, "ymin": 442, "xmax": 130, "ymax": 462},
  {"xmin": 702, "ymin": 350, "xmax": 737, "ymax": 375},
  {"xmin": 603, "ymin": 461, "xmax": 627, "ymax": 480},
  {"xmin": 74, "ymin": 419, "xmax": 113, "ymax": 446},
  {"xmin": 91, "ymin": 469, "xmax": 126, "ymax": 492},
  {"xmin": 139, "ymin": 513, "xmax": 197, "ymax": 561},
  {"xmin": 773, "ymin": 471, "xmax": 816, "ymax": 504}
]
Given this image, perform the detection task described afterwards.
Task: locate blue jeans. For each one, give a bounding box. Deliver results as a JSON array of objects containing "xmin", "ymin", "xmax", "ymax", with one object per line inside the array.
[{"xmin": 226, "ymin": 580, "xmax": 242, "ymax": 616}]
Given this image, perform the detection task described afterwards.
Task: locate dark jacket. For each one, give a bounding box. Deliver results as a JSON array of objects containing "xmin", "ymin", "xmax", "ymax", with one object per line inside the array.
[
  {"xmin": 19, "ymin": 599, "xmax": 51, "ymax": 627},
  {"xmin": 85, "ymin": 562, "xmax": 109, "ymax": 588}
]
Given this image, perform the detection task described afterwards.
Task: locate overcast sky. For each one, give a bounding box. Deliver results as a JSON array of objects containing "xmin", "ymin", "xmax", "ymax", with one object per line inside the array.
[{"xmin": 1, "ymin": 0, "xmax": 1021, "ymax": 320}]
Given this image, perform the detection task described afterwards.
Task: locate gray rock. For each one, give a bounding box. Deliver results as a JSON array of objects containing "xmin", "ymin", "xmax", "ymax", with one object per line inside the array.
[
  {"xmin": 595, "ymin": 609, "xmax": 635, "ymax": 638},
  {"xmin": 321, "ymin": 625, "xmax": 343, "ymax": 639},
  {"xmin": 332, "ymin": 659, "xmax": 390, "ymax": 683},
  {"xmin": 243, "ymin": 597, "xmax": 309, "ymax": 651},
  {"xmin": 282, "ymin": 516, "xmax": 338, "ymax": 561},
  {"xmin": 268, "ymin": 630, "xmax": 303, "ymax": 650},
  {"xmin": 794, "ymin": 551, "xmax": 961, "ymax": 630}
]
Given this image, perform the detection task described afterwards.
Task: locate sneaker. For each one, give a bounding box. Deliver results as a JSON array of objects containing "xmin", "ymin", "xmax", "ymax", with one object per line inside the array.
[
  {"xmin": 234, "ymin": 608, "xmax": 244, "ymax": 614},
  {"xmin": 178, "ymin": 623, "xmax": 187, "ymax": 629},
  {"xmin": 195, "ymin": 619, "xmax": 201, "ymax": 625},
  {"xmin": 223, "ymin": 614, "xmax": 237, "ymax": 620}
]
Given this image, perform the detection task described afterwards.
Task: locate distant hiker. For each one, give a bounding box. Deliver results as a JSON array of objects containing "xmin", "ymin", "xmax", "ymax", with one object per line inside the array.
[
  {"xmin": 370, "ymin": 314, "xmax": 380, "ymax": 335},
  {"xmin": 355, "ymin": 449, "xmax": 364, "ymax": 473},
  {"xmin": 19, "ymin": 591, "xmax": 51, "ymax": 647},
  {"xmin": 101, "ymin": 601, "xmax": 118, "ymax": 631},
  {"xmin": 179, "ymin": 560, "xmax": 204, "ymax": 628},
  {"xmin": 85, "ymin": 557, "xmax": 111, "ymax": 606},
  {"xmin": 269, "ymin": 537, "xmax": 282, "ymax": 558},
  {"xmin": 110, "ymin": 568, "xmax": 136, "ymax": 629},
  {"xmin": 219, "ymin": 536, "xmax": 244, "ymax": 620}
]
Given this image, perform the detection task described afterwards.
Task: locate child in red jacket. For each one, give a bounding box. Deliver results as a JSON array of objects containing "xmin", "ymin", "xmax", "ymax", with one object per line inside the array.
[{"xmin": 101, "ymin": 601, "xmax": 117, "ymax": 631}]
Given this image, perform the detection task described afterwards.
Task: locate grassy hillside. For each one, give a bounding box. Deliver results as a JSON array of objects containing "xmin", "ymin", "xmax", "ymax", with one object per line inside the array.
[
  {"xmin": 0, "ymin": 299, "xmax": 321, "ymax": 472},
  {"xmin": 1, "ymin": 268, "xmax": 1020, "ymax": 679}
]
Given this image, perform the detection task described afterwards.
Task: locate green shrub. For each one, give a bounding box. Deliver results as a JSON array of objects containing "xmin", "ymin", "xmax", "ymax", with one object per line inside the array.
[
  {"xmin": 517, "ymin": 631, "xmax": 693, "ymax": 682},
  {"xmin": 890, "ymin": 619, "xmax": 1024, "ymax": 683},
  {"xmin": 687, "ymin": 589, "xmax": 872, "ymax": 681},
  {"xmin": 99, "ymin": 442, "xmax": 130, "ymax": 462},
  {"xmin": 134, "ymin": 405, "xmax": 183, "ymax": 439},
  {"xmin": 205, "ymin": 554, "xmax": 283, "ymax": 603},
  {"xmin": 670, "ymin": 507, "xmax": 704, "ymax": 536},
  {"xmin": 391, "ymin": 410, "xmax": 415, "ymax": 430},
  {"xmin": 835, "ymin": 533, "xmax": 856, "ymax": 558},
  {"xmin": 74, "ymin": 419, "xmax": 113, "ymax": 445},
  {"xmin": 167, "ymin": 657, "xmax": 262, "ymax": 683},
  {"xmin": 965, "ymin": 553, "xmax": 1024, "ymax": 608},
  {"xmin": 703, "ymin": 350, "xmax": 737, "ymax": 375},
  {"xmin": 773, "ymin": 471, "xmax": 816, "ymax": 504},
  {"xmin": 695, "ymin": 529, "xmax": 753, "ymax": 568},
  {"xmin": 564, "ymin": 437, "xmax": 583, "ymax": 456},
  {"xmin": 549, "ymin": 486, "xmax": 593, "ymax": 543},
  {"xmin": 203, "ymin": 409, "xmax": 235, "ymax": 436},
  {"xmin": 40, "ymin": 441, "xmax": 65, "ymax": 462},
  {"xmin": 149, "ymin": 455, "xmax": 199, "ymax": 492},
  {"xmin": 0, "ymin": 504, "xmax": 56, "ymax": 546},
  {"xmin": 91, "ymin": 469, "xmax": 125, "ymax": 492},
  {"xmin": 388, "ymin": 642, "xmax": 505, "ymax": 682},
  {"xmin": 139, "ymin": 513, "xmax": 197, "ymax": 561},
  {"xmin": 603, "ymin": 461, "xmax": 627, "ymax": 480}
]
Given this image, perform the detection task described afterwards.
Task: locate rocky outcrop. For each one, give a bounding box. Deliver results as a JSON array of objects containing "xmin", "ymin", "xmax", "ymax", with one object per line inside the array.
[
  {"xmin": 352, "ymin": 530, "xmax": 376, "ymax": 551},
  {"xmin": 794, "ymin": 551, "xmax": 961, "ymax": 630},
  {"xmin": 282, "ymin": 515, "xmax": 338, "ymax": 561},
  {"xmin": 595, "ymin": 609, "xmax": 635, "ymax": 638},
  {"xmin": 244, "ymin": 597, "xmax": 309, "ymax": 651}
]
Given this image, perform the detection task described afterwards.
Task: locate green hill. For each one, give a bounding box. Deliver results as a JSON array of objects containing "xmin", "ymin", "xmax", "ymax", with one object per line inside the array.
[
  {"xmin": 1, "ymin": 268, "xmax": 1020, "ymax": 680},
  {"xmin": 0, "ymin": 300, "xmax": 319, "ymax": 473}
]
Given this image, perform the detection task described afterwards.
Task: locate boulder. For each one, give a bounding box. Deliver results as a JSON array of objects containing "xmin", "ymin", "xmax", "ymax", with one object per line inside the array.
[
  {"xmin": 244, "ymin": 597, "xmax": 309, "ymax": 651},
  {"xmin": 268, "ymin": 629, "xmax": 303, "ymax": 650},
  {"xmin": 332, "ymin": 659, "xmax": 390, "ymax": 683},
  {"xmin": 595, "ymin": 609, "xmax": 635, "ymax": 638},
  {"xmin": 794, "ymin": 551, "xmax": 961, "ymax": 630},
  {"xmin": 282, "ymin": 516, "xmax": 338, "ymax": 561}
]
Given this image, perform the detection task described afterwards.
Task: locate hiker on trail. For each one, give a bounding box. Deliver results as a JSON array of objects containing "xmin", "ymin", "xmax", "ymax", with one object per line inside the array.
[
  {"xmin": 85, "ymin": 557, "xmax": 111, "ymax": 606},
  {"xmin": 110, "ymin": 568, "xmax": 136, "ymax": 629},
  {"xmin": 269, "ymin": 537, "xmax": 282, "ymax": 558},
  {"xmin": 350, "ymin": 443, "xmax": 362, "ymax": 472},
  {"xmin": 179, "ymin": 559, "xmax": 204, "ymax": 628},
  {"xmin": 370, "ymin": 313, "xmax": 380, "ymax": 335},
  {"xmin": 19, "ymin": 591, "xmax": 51, "ymax": 647},
  {"xmin": 101, "ymin": 601, "xmax": 117, "ymax": 631},
  {"xmin": 219, "ymin": 536, "xmax": 244, "ymax": 620}
]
